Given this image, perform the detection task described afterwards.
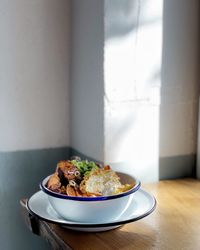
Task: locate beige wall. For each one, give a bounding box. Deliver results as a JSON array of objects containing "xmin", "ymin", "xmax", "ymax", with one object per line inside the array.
[{"xmin": 0, "ymin": 0, "xmax": 71, "ymax": 152}]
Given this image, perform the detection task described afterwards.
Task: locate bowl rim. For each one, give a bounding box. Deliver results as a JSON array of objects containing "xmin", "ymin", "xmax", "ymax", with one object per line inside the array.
[{"xmin": 40, "ymin": 172, "xmax": 141, "ymax": 201}]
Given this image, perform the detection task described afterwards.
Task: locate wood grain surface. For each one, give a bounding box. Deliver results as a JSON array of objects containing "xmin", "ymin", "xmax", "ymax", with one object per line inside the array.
[{"xmin": 21, "ymin": 179, "xmax": 200, "ymax": 250}]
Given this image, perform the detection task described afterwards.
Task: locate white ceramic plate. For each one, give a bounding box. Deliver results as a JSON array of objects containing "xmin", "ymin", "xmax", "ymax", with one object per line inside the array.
[{"xmin": 27, "ymin": 189, "xmax": 156, "ymax": 232}]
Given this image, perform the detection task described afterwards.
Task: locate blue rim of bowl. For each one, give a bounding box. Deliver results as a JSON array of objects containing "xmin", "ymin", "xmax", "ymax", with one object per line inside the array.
[{"xmin": 40, "ymin": 174, "xmax": 141, "ymax": 201}]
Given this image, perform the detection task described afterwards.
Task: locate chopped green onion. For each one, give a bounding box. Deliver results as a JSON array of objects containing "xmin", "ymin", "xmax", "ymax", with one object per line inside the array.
[{"xmin": 70, "ymin": 159, "xmax": 98, "ymax": 176}]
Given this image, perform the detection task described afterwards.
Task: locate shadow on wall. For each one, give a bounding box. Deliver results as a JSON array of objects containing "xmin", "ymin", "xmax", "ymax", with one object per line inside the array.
[
  {"xmin": 159, "ymin": 0, "xmax": 199, "ymax": 179},
  {"xmin": 105, "ymin": 0, "xmax": 159, "ymax": 40}
]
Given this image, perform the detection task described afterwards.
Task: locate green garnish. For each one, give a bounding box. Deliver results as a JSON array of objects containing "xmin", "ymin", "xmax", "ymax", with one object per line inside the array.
[{"xmin": 70, "ymin": 160, "xmax": 98, "ymax": 176}]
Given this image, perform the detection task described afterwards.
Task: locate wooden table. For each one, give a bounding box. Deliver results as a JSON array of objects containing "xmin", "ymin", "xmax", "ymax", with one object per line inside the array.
[{"xmin": 20, "ymin": 179, "xmax": 200, "ymax": 250}]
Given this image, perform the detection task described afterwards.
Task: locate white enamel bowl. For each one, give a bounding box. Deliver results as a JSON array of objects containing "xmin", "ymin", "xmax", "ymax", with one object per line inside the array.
[{"xmin": 40, "ymin": 172, "xmax": 141, "ymax": 223}]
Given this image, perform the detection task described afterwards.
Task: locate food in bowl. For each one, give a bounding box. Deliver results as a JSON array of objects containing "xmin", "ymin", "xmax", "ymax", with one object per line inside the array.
[
  {"xmin": 40, "ymin": 157, "xmax": 141, "ymax": 222},
  {"xmin": 46, "ymin": 158, "xmax": 134, "ymax": 197}
]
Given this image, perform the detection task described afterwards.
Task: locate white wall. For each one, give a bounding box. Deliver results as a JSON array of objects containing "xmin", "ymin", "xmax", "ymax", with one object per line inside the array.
[
  {"xmin": 70, "ymin": 0, "xmax": 104, "ymax": 161},
  {"xmin": 70, "ymin": 0, "xmax": 199, "ymax": 181},
  {"xmin": 0, "ymin": 0, "xmax": 71, "ymax": 152}
]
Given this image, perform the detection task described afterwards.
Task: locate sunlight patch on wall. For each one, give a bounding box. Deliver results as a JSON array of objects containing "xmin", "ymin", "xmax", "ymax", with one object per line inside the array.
[{"xmin": 104, "ymin": 0, "xmax": 163, "ymax": 182}]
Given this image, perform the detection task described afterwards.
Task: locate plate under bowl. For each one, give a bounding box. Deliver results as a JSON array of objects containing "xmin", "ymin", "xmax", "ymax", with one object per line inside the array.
[{"xmin": 27, "ymin": 188, "xmax": 156, "ymax": 232}]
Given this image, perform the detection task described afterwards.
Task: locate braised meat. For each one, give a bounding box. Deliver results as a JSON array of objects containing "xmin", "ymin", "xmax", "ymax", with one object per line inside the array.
[
  {"xmin": 47, "ymin": 173, "xmax": 61, "ymax": 193},
  {"xmin": 56, "ymin": 160, "xmax": 81, "ymax": 184}
]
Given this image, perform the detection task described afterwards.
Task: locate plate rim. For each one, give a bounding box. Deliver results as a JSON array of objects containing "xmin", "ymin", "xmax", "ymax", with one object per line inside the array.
[{"xmin": 27, "ymin": 189, "xmax": 156, "ymax": 228}]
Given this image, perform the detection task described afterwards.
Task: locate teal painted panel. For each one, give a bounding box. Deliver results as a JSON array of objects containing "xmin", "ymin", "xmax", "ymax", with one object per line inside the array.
[
  {"xmin": 0, "ymin": 147, "xmax": 69, "ymax": 250},
  {"xmin": 159, "ymin": 154, "xmax": 196, "ymax": 180}
]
